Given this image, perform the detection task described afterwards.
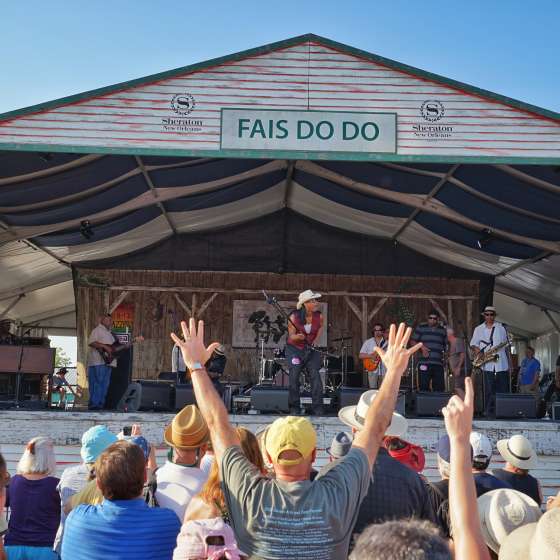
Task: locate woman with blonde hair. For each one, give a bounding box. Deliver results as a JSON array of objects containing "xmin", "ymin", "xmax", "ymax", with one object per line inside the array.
[
  {"xmin": 184, "ymin": 427, "xmax": 265, "ymax": 523},
  {"xmin": 5, "ymin": 437, "xmax": 60, "ymax": 560}
]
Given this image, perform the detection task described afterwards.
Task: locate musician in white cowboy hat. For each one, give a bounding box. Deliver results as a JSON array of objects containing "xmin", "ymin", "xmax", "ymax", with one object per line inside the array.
[
  {"xmin": 470, "ymin": 304, "xmax": 512, "ymax": 416},
  {"xmin": 492, "ymin": 434, "xmax": 542, "ymax": 506},
  {"xmin": 285, "ymin": 290, "xmax": 324, "ymax": 415}
]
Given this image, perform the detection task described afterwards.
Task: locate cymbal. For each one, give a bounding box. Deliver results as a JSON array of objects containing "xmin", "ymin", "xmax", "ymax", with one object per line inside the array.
[{"xmin": 332, "ymin": 335, "xmax": 353, "ymax": 342}]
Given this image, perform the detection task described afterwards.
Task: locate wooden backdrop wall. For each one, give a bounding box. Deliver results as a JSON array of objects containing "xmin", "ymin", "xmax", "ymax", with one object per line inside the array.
[{"xmin": 74, "ymin": 268, "xmax": 480, "ymax": 386}]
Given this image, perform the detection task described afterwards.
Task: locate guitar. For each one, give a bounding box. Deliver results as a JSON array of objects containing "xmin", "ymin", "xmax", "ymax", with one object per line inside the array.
[
  {"xmin": 363, "ymin": 353, "xmax": 382, "ymax": 373},
  {"xmin": 100, "ymin": 336, "xmax": 145, "ymax": 364}
]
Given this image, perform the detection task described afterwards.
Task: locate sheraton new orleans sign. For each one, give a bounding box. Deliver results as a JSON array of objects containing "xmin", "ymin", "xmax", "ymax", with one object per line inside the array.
[{"xmin": 220, "ymin": 109, "xmax": 397, "ymax": 154}]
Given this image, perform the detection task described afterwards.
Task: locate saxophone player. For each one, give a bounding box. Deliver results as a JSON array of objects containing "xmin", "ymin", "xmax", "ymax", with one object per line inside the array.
[
  {"xmin": 470, "ymin": 305, "xmax": 512, "ymax": 416},
  {"xmin": 359, "ymin": 323, "xmax": 387, "ymax": 388}
]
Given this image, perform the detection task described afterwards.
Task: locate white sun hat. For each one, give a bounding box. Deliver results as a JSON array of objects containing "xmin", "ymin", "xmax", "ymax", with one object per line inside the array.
[
  {"xmin": 338, "ymin": 390, "xmax": 408, "ymax": 437},
  {"xmin": 497, "ymin": 434, "xmax": 538, "ymax": 470},
  {"xmin": 296, "ymin": 289, "xmax": 322, "ymax": 309}
]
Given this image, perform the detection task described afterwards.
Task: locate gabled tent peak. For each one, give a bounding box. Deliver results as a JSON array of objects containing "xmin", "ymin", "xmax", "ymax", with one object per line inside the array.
[{"xmin": 1, "ymin": 33, "xmax": 559, "ymax": 125}]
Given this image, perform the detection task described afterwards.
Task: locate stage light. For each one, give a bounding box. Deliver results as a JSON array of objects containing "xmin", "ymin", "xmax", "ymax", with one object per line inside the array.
[
  {"xmin": 476, "ymin": 228, "xmax": 492, "ymax": 250},
  {"xmin": 80, "ymin": 220, "xmax": 94, "ymax": 240}
]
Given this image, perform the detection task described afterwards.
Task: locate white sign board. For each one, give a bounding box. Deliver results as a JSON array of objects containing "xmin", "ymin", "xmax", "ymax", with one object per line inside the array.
[
  {"xmin": 232, "ymin": 300, "xmax": 328, "ymax": 348},
  {"xmin": 221, "ymin": 109, "xmax": 397, "ymax": 154}
]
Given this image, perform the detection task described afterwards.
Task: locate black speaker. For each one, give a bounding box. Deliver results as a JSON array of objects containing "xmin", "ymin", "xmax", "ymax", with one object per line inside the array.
[
  {"xmin": 138, "ymin": 380, "xmax": 174, "ymax": 412},
  {"xmin": 250, "ymin": 386, "xmax": 289, "ymax": 413},
  {"xmin": 339, "ymin": 387, "xmax": 364, "ymax": 408},
  {"xmin": 415, "ymin": 392, "xmax": 452, "ymax": 417},
  {"xmin": 175, "ymin": 384, "xmax": 197, "ymax": 410},
  {"xmin": 495, "ymin": 393, "xmax": 536, "ymax": 419},
  {"xmin": 117, "ymin": 382, "xmax": 142, "ymax": 412},
  {"xmin": 104, "ymin": 348, "xmax": 133, "ymax": 409}
]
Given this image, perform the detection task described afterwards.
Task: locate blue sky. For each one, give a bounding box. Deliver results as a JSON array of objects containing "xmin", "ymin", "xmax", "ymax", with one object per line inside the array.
[{"xmin": 1, "ymin": 1, "xmax": 559, "ymax": 115}]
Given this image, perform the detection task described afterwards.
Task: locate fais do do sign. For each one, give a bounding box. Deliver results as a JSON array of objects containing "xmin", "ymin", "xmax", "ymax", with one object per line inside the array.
[{"xmin": 220, "ymin": 109, "xmax": 396, "ymax": 154}]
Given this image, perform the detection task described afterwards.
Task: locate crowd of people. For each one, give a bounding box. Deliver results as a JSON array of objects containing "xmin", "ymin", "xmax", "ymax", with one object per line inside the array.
[{"xmin": 0, "ymin": 319, "xmax": 559, "ymax": 559}]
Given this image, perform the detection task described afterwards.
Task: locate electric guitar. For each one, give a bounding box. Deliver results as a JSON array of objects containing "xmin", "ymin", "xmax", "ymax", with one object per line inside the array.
[{"xmin": 100, "ymin": 335, "xmax": 145, "ymax": 364}]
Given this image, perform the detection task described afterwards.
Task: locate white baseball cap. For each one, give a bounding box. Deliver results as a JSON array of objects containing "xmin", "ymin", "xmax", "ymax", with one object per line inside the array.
[{"xmin": 470, "ymin": 431, "xmax": 493, "ymax": 461}]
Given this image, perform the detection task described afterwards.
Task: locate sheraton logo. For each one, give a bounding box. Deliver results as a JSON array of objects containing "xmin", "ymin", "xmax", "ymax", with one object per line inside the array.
[
  {"xmin": 161, "ymin": 93, "xmax": 203, "ymax": 133},
  {"xmin": 413, "ymin": 100, "xmax": 454, "ymax": 139}
]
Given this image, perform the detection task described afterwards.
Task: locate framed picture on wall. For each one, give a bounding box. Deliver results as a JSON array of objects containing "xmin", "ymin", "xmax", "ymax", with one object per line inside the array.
[{"xmin": 232, "ymin": 300, "xmax": 328, "ymax": 348}]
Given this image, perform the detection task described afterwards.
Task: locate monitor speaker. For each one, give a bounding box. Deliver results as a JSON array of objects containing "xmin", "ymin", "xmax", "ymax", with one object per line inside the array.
[
  {"xmin": 250, "ymin": 386, "xmax": 289, "ymax": 413},
  {"xmin": 137, "ymin": 380, "xmax": 173, "ymax": 412},
  {"xmin": 104, "ymin": 348, "xmax": 133, "ymax": 409},
  {"xmin": 175, "ymin": 384, "xmax": 197, "ymax": 410},
  {"xmin": 495, "ymin": 393, "xmax": 536, "ymax": 419},
  {"xmin": 415, "ymin": 392, "xmax": 452, "ymax": 417}
]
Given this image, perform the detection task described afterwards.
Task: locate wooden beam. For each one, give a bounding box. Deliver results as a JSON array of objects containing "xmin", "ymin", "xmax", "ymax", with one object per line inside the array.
[
  {"xmin": 344, "ymin": 296, "xmax": 363, "ymax": 322},
  {"xmin": 109, "ymin": 291, "xmax": 129, "ymax": 314},
  {"xmin": 198, "ymin": 293, "xmax": 218, "ymax": 318},
  {"xmin": 191, "ymin": 293, "xmax": 198, "ymax": 318},
  {"xmin": 447, "ymin": 300, "xmax": 453, "ymax": 328},
  {"xmin": 174, "ymin": 294, "xmax": 192, "ymax": 317},
  {"xmin": 466, "ymin": 300, "xmax": 473, "ymax": 341},
  {"xmin": 368, "ymin": 298, "xmax": 388, "ymax": 322},
  {"xmin": 429, "ymin": 298, "xmax": 448, "ymax": 324},
  {"xmin": 107, "ymin": 285, "xmax": 477, "ymax": 300},
  {"xmin": 361, "ymin": 296, "xmax": 368, "ymax": 342}
]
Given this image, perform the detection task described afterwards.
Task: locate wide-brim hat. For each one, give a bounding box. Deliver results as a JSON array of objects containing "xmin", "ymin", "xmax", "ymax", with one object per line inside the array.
[
  {"xmin": 297, "ymin": 289, "xmax": 322, "ymax": 309},
  {"xmin": 214, "ymin": 344, "xmax": 226, "ymax": 356},
  {"xmin": 478, "ymin": 488, "xmax": 542, "ymax": 553},
  {"xmin": 497, "ymin": 434, "xmax": 538, "ymax": 470},
  {"xmin": 326, "ymin": 431, "xmax": 353, "ymax": 459},
  {"xmin": 339, "ymin": 390, "xmax": 408, "ymax": 437},
  {"xmin": 164, "ymin": 405, "xmax": 210, "ymax": 450}
]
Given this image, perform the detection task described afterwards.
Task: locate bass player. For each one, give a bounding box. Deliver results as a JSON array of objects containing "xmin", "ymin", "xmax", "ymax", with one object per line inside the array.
[
  {"xmin": 285, "ymin": 290, "xmax": 324, "ymax": 416},
  {"xmin": 359, "ymin": 323, "xmax": 387, "ymax": 389},
  {"xmin": 87, "ymin": 314, "xmax": 117, "ymax": 410}
]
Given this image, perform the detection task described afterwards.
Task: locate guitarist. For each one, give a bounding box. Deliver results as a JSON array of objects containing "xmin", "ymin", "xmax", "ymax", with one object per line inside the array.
[
  {"xmin": 285, "ymin": 290, "xmax": 324, "ymax": 416},
  {"xmin": 87, "ymin": 314, "xmax": 117, "ymax": 410},
  {"xmin": 359, "ymin": 323, "xmax": 387, "ymax": 389}
]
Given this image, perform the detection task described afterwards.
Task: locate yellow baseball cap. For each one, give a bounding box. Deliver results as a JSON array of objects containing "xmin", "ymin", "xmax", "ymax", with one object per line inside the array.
[{"xmin": 265, "ymin": 416, "xmax": 317, "ymax": 466}]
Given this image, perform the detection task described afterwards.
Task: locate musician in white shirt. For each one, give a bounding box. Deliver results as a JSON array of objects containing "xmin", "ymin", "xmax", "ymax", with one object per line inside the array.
[
  {"xmin": 359, "ymin": 323, "xmax": 387, "ymax": 389},
  {"xmin": 470, "ymin": 305, "xmax": 512, "ymax": 416},
  {"xmin": 87, "ymin": 314, "xmax": 116, "ymax": 410}
]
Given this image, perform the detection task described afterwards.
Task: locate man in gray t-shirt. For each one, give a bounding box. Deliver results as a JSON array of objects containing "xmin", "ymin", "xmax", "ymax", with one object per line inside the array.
[{"xmin": 170, "ymin": 319, "xmax": 422, "ymax": 560}]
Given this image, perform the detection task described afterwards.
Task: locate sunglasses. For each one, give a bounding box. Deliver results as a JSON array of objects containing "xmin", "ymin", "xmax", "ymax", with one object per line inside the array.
[
  {"xmin": 373, "ymin": 329, "xmax": 383, "ymax": 332},
  {"xmin": 484, "ymin": 312, "xmax": 496, "ymax": 316},
  {"xmin": 428, "ymin": 316, "xmax": 438, "ymax": 320}
]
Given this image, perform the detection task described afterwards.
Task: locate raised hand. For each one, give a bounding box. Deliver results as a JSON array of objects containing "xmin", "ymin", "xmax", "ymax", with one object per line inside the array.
[
  {"xmin": 170, "ymin": 318, "xmax": 220, "ymax": 371},
  {"xmin": 374, "ymin": 323, "xmax": 422, "ymax": 380},
  {"xmin": 442, "ymin": 376, "xmax": 474, "ymax": 442}
]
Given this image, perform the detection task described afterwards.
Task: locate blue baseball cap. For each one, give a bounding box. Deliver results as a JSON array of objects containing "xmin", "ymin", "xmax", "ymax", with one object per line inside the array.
[
  {"xmin": 81, "ymin": 425, "xmax": 118, "ymax": 463},
  {"xmin": 125, "ymin": 435, "xmax": 150, "ymax": 461},
  {"xmin": 437, "ymin": 434, "xmax": 473, "ymax": 463}
]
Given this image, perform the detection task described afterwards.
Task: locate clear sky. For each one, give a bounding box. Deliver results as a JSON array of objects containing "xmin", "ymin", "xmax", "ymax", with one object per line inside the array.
[{"xmin": 1, "ymin": 0, "xmax": 559, "ymax": 115}]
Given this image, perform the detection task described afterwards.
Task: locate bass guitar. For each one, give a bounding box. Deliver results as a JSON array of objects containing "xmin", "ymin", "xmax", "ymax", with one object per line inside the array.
[{"xmin": 100, "ymin": 335, "xmax": 145, "ymax": 364}]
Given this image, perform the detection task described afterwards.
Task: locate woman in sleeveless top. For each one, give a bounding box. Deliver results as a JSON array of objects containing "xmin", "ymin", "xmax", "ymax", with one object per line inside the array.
[{"xmin": 183, "ymin": 428, "xmax": 266, "ymax": 523}]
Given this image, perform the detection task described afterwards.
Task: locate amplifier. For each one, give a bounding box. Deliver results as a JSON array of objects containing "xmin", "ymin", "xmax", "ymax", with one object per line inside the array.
[
  {"xmin": 137, "ymin": 380, "xmax": 174, "ymax": 412},
  {"xmin": 250, "ymin": 386, "xmax": 289, "ymax": 413},
  {"xmin": 175, "ymin": 384, "xmax": 196, "ymax": 410},
  {"xmin": 415, "ymin": 392, "xmax": 452, "ymax": 417},
  {"xmin": 552, "ymin": 402, "xmax": 560, "ymax": 421},
  {"xmin": 495, "ymin": 393, "xmax": 536, "ymax": 419}
]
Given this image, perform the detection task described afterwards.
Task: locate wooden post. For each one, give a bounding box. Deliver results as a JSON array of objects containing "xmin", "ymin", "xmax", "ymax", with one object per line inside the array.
[
  {"xmin": 109, "ymin": 290, "xmax": 129, "ymax": 314},
  {"xmin": 191, "ymin": 293, "xmax": 198, "ymax": 319},
  {"xmin": 447, "ymin": 300, "xmax": 453, "ymax": 328},
  {"xmin": 361, "ymin": 296, "xmax": 368, "ymax": 343},
  {"xmin": 429, "ymin": 298, "xmax": 448, "ymax": 324},
  {"xmin": 174, "ymin": 294, "xmax": 192, "ymax": 317},
  {"xmin": 466, "ymin": 300, "xmax": 473, "ymax": 340}
]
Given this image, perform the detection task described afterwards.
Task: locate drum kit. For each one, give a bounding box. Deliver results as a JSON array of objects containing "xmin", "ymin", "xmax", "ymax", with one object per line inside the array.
[{"xmin": 257, "ymin": 334, "xmax": 354, "ymax": 393}]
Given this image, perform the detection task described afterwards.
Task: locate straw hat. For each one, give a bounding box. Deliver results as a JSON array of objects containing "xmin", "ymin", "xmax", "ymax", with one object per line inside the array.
[
  {"xmin": 297, "ymin": 289, "xmax": 321, "ymax": 309},
  {"xmin": 478, "ymin": 488, "xmax": 542, "ymax": 553},
  {"xmin": 497, "ymin": 434, "xmax": 538, "ymax": 470},
  {"xmin": 164, "ymin": 405, "xmax": 210, "ymax": 450},
  {"xmin": 499, "ymin": 508, "xmax": 560, "ymax": 560},
  {"xmin": 339, "ymin": 390, "xmax": 408, "ymax": 437},
  {"xmin": 482, "ymin": 305, "xmax": 497, "ymax": 315}
]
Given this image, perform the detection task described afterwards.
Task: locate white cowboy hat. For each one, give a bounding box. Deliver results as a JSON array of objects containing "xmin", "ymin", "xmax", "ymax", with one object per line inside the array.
[
  {"xmin": 477, "ymin": 488, "xmax": 542, "ymax": 553},
  {"xmin": 296, "ymin": 289, "xmax": 322, "ymax": 309},
  {"xmin": 338, "ymin": 390, "xmax": 408, "ymax": 437},
  {"xmin": 482, "ymin": 305, "xmax": 497, "ymax": 315},
  {"xmin": 497, "ymin": 434, "xmax": 538, "ymax": 470}
]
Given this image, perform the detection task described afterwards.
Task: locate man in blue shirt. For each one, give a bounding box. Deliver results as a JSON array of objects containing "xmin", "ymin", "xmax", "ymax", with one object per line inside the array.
[
  {"xmin": 518, "ymin": 346, "xmax": 541, "ymax": 396},
  {"xmin": 62, "ymin": 441, "xmax": 180, "ymax": 560}
]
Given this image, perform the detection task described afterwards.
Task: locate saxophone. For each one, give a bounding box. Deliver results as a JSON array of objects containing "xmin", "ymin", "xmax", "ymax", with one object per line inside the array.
[{"xmin": 472, "ymin": 341, "xmax": 509, "ymax": 368}]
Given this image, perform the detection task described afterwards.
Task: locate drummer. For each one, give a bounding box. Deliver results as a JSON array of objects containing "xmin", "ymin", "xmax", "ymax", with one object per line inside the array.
[{"xmin": 359, "ymin": 323, "xmax": 387, "ymax": 389}]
